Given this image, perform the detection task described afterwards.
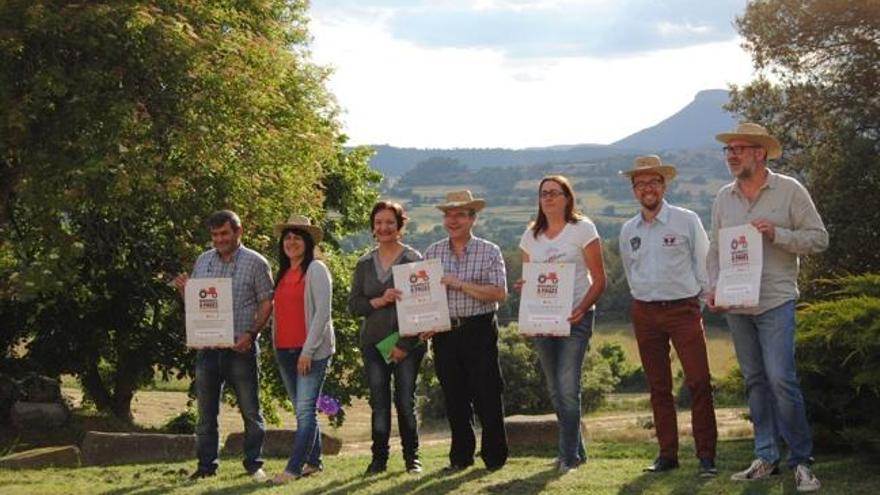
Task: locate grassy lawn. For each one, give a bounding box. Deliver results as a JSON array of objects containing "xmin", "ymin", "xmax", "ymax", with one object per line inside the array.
[{"xmin": 0, "ymin": 439, "xmax": 874, "ymax": 494}]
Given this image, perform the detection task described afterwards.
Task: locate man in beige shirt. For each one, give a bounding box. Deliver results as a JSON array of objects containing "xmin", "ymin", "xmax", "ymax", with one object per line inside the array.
[{"xmin": 707, "ymin": 123, "xmax": 827, "ymax": 493}]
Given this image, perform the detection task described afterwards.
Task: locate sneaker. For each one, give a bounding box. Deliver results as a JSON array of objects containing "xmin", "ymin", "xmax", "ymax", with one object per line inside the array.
[
  {"xmin": 301, "ymin": 464, "xmax": 323, "ymax": 477},
  {"xmin": 189, "ymin": 469, "xmax": 216, "ymax": 480},
  {"xmin": 250, "ymin": 468, "xmax": 268, "ymax": 483},
  {"xmin": 730, "ymin": 459, "xmax": 779, "ymax": 481},
  {"xmin": 698, "ymin": 458, "xmax": 718, "ymax": 478},
  {"xmin": 405, "ymin": 459, "xmax": 423, "ymax": 474},
  {"xmin": 557, "ymin": 462, "xmax": 578, "ymax": 475},
  {"xmin": 794, "ymin": 464, "xmax": 821, "ymax": 492},
  {"xmin": 270, "ymin": 471, "xmax": 299, "ymax": 485},
  {"xmin": 364, "ymin": 459, "xmax": 387, "ymax": 475}
]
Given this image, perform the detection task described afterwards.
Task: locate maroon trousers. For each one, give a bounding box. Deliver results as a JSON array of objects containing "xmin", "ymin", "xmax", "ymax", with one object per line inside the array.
[{"xmin": 632, "ymin": 298, "xmax": 717, "ymax": 460}]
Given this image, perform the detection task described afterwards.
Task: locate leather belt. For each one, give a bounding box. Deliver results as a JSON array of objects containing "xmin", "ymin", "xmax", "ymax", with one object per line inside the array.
[
  {"xmin": 450, "ymin": 313, "xmax": 492, "ymax": 329},
  {"xmin": 636, "ymin": 296, "xmax": 698, "ymax": 308}
]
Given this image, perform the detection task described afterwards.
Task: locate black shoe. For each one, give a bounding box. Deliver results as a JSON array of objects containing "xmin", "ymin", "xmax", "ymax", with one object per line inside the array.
[
  {"xmin": 698, "ymin": 458, "xmax": 718, "ymax": 477},
  {"xmin": 405, "ymin": 458, "xmax": 423, "ymax": 474},
  {"xmin": 644, "ymin": 457, "xmax": 679, "ymax": 473},
  {"xmin": 364, "ymin": 459, "xmax": 387, "ymax": 475},
  {"xmin": 442, "ymin": 463, "xmax": 471, "ymax": 473},
  {"xmin": 189, "ymin": 470, "xmax": 216, "ymax": 480}
]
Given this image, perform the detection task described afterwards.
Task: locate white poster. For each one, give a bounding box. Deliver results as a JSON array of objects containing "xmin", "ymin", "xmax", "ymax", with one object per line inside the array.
[
  {"xmin": 392, "ymin": 259, "xmax": 451, "ymax": 336},
  {"xmin": 185, "ymin": 278, "xmax": 235, "ymax": 348},
  {"xmin": 519, "ymin": 262, "xmax": 575, "ymax": 336},
  {"xmin": 715, "ymin": 224, "xmax": 763, "ymax": 308}
]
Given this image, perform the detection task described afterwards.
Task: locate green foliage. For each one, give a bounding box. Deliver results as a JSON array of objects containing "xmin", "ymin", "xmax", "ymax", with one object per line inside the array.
[
  {"xmin": 796, "ymin": 274, "xmax": 880, "ymax": 450},
  {"xmin": 163, "ymin": 407, "xmax": 197, "ymax": 434},
  {"xmin": 728, "ymin": 0, "xmax": 880, "ymax": 277},
  {"xmin": 418, "ymin": 326, "xmax": 619, "ymax": 419},
  {"xmin": 0, "ymin": 1, "xmax": 378, "ymax": 421}
]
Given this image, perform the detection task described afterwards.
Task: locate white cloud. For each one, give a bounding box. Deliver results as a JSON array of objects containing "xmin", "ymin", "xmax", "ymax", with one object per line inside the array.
[{"xmin": 310, "ymin": 7, "xmax": 755, "ymax": 148}]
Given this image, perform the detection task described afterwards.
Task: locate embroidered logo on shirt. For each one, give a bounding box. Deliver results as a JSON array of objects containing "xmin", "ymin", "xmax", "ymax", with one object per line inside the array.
[
  {"xmin": 630, "ymin": 236, "xmax": 641, "ymax": 252},
  {"xmin": 663, "ymin": 235, "xmax": 677, "ymax": 246}
]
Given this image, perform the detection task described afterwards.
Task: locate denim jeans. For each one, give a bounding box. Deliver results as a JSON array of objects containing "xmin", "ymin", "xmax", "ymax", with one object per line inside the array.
[
  {"xmin": 195, "ymin": 346, "xmax": 265, "ymax": 474},
  {"xmin": 726, "ymin": 300, "xmax": 813, "ymax": 467},
  {"xmin": 275, "ymin": 348, "xmax": 330, "ymax": 475},
  {"xmin": 533, "ymin": 313, "xmax": 593, "ymax": 467},
  {"xmin": 361, "ymin": 342, "xmax": 426, "ymax": 464}
]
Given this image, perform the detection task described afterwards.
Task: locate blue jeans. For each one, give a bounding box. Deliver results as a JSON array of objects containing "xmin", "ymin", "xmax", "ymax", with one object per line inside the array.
[
  {"xmin": 195, "ymin": 346, "xmax": 265, "ymax": 474},
  {"xmin": 533, "ymin": 313, "xmax": 593, "ymax": 467},
  {"xmin": 361, "ymin": 342, "xmax": 426, "ymax": 463},
  {"xmin": 726, "ymin": 300, "xmax": 813, "ymax": 467},
  {"xmin": 275, "ymin": 348, "xmax": 330, "ymax": 475}
]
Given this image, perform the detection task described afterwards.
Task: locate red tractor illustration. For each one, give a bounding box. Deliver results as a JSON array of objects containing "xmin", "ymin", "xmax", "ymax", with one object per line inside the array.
[
  {"xmin": 730, "ymin": 235, "xmax": 748, "ymax": 250},
  {"xmin": 409, "ymin": 270, "xmax": 430, "ymax": 284},
  {"xmin": 537, "ymin": 272, "xmax": 559, "ymax": 284},
  {"xmin": 199, "ymin": 287, "xmax": 219, "ymax": 299}
]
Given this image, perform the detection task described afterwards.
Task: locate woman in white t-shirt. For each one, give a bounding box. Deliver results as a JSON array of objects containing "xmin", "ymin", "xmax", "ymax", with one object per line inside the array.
[{"xmin": 518, "ymin": 175, "xmax": 606, "ymax": 473}]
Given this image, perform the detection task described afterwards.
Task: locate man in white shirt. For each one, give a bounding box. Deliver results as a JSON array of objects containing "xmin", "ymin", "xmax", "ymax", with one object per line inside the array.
[{"xmin": 618, "ymin": 155, "xmax": 718, "ymax": 477}]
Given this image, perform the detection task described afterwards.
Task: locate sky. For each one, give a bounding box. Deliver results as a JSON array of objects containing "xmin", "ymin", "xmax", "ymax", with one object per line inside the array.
[{"xmin": 308, "ymin": 0, "xmax": 756, "ymax": 149}]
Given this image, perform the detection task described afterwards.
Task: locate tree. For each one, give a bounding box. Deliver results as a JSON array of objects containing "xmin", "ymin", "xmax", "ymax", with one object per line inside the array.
[
  {"xmin": 0, "ymin": 1, "xmax": 379, "ymax": 420},
  {"xmin": 727, "ymin": 0, "xmax": 880, "ymax": 277}
]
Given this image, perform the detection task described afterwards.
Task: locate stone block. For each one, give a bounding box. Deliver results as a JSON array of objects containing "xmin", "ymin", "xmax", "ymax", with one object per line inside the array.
[
  {"xmin": 0, "ymin": 446, "xmax": 81, "ymax": 469},
  {"xmin": 504, "ymin": 414, "xmax": 588, "ymax": 449},
  {"xmin": 19, "ymin": 373, "xmax": 61, "ymax": 403},
  {"xmin": 222, "ymin": 429, "xmax": 342, "ymax": 457},
  {"xmin": 81, "ymin": 431, "xmax": 196, "ymax": 466},
  {"xmin": 10, "ymin": 401, "xmax": 69, "ymax": 429}
]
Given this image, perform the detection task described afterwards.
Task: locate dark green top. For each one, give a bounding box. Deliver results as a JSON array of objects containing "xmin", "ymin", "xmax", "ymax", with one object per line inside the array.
[{"xmin": 348, "ymin": 244, "xmax": 423, "ymax": 352}]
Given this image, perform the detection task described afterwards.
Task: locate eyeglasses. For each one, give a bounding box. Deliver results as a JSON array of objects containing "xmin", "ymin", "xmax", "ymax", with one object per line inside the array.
[
  {"xmin": 540, "ymin": 190, "xmax": 566, "ymax": 199},
  {"xmin": 722, "ymin": 145, "xmax": 762, "ymax": 155},
  {"xmin": 632, "ymin": 179, "xmax": 664, "ymax": 191}
]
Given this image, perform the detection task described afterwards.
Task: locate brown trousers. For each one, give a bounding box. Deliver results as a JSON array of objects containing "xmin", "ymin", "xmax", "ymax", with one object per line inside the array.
[{"xmin": 632, "ymin": 298, "xmax": 717, "ymax": 460}]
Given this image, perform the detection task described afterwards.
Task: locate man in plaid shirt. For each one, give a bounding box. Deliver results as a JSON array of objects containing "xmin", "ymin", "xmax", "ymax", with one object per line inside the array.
[
  {"xmin": 174, "ymin": 210, "xmax": 274, "ymax": 482},
  {"xmin": 424, "ymin": 190, "xmax": 509, "ymax": 472}
]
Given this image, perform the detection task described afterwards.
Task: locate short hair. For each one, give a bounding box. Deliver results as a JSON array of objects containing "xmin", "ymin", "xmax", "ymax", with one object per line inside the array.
[
  {"xmin": 207, "ymin": 210, "xmax": 241, "ymax": 230},
  {"xmin": 370, "ymin": 201, "xmax": 408, "ymax": 231}
]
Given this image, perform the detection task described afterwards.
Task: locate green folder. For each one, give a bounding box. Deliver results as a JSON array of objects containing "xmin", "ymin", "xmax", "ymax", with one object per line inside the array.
[{"xmin": 375, "ymin": 332, "xmax": 400, "ymax": 364}]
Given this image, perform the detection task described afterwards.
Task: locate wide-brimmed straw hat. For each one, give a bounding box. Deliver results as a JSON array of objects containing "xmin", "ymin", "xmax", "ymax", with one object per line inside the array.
[
  {"xmin": 716, "ymin": 122, "xmax": 782, "ymax": 160},
  {"xmin": 620, "ymin": 155, "xmax": 677, "ymax": 182},
  {"xmin": 435, "ymin": 190, "xmax": 487, "ymax": 212},
  {"xmin": 274, "ymin": 214, "xmax": 323, "ymax": 244}
]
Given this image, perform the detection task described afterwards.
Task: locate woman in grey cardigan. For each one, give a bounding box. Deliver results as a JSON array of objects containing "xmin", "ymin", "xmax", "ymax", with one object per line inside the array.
[
  {"xmin": 270, "ymin": 215, "xmax": 335, "ymax": 484},
  {"xmin": 349, "ymin": 201, "xmax": 426, "ymax": 474}
]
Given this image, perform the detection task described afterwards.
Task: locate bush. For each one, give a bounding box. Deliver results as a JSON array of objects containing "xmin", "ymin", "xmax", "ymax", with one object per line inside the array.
[
  {"xmin": 796, "ymin": 277, "xmax": 880, "ymax": 451},
  {"xmin": 418, "ymin": 326, "xmax": 619, "ymax": 419},
  {"xmin": 163, "ymin": 408, "xmax": 197, "ymax": 434}
]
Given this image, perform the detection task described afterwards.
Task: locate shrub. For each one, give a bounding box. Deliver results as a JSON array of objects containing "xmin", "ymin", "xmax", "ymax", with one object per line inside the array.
[
  {"xmin": 796, "ymin": 283, "xmax": 880, "ymax": 451},
  {"xmin": 164, "ymin": 408, "xmax": 197, "ymax": 434},
  {"xmin": 418, "ymin": 326, "xmax": 618, "ymax": 419}
]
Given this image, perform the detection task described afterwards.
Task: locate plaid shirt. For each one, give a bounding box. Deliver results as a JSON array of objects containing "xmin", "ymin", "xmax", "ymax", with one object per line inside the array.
[
  {"xmin": 425, "ymin": 236, "xmax": 507, "ymax": 318},
  {"xmin": 191, "ymin": 244, "xmax": 274, "ymax": 337}
]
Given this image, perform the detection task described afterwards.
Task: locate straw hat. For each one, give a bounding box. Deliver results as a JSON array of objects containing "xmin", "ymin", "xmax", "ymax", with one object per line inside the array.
[
  {"xmin": 716, "ymin": 122, "xmax": 782, "ymax": 160},
  {"xmin": 620, "ymin": 155, "xmax": 677, "ymax": 182},
  {"xmin": 274, "ymin": 214, "xmax": 323, "ymax": 244},
  {"xmin": 435, "ymin": 190, "xmax": 487, "ymax": 212}
]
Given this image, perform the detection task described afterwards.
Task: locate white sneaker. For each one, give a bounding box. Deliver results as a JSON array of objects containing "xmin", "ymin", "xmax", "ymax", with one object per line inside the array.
[
  {"xmin": 730, "ymin": 459, "xmax": 779, "ymax": 481},
  {"xmin": 795, "ymin": 464, "xmax": 821, "ymax": 492},
  {"xmin": 250, "ymin": 468, "xmax": 268, "ymax": 483},
  {"xmin": 301, "ymin": 464, "xmax": 323, "ymax": 477}
]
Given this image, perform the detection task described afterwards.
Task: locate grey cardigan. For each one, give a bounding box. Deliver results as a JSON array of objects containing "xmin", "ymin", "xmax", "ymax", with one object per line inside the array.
[
  {"xmin": 275, "ymin": 260, "xmax": 335, "ymax": 360},
  {"xmin": 348, "ymin": 245, "xmax": 423, "ymax": 352}
]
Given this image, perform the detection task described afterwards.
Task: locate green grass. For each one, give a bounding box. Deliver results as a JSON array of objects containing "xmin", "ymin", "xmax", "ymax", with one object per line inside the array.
[{"xmin": 0, "ymin": 439, "xmax": 874, "ymax": 494}]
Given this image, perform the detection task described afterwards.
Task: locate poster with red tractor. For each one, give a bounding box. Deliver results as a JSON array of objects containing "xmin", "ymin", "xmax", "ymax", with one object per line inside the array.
[
  {"xmin": 519, "ymin": 262, "xmax": 575, "ymax": 336},
  {"xmin": 392, "ymin": 258, "xmax": 451, "ymax": 336},
  {"xmin": 184, "ymin": 277, "xmax": 234, "ymax": 348}
]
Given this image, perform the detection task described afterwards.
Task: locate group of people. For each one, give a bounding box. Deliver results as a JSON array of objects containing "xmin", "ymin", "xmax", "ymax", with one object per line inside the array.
[{"xmin": 174, "ymin": 122, "xmax": 827, "ymax": 492}]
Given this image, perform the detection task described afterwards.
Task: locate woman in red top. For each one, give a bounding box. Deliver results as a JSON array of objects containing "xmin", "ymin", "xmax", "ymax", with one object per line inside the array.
[{"xmin": 270, "ymin": 215, "xmax": 335, "ymax": 484}]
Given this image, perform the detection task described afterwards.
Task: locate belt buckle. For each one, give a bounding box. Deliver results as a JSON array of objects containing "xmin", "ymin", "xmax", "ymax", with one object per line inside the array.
[{"xmin": 451, "ymin": 317, "xmax": 463, "ymax": 328}]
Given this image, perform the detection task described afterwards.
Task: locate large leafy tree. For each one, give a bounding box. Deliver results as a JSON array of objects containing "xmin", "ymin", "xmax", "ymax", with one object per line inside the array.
[
  {"xmin": 727, "ymin": 0, "xmax": 880, "ymax": 277},
  {"xmin": 0, "ymin": 1, "xmax": 379, "ymax": 420}
]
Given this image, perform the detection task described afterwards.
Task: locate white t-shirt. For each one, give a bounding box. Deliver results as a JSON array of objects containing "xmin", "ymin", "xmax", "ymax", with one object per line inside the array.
[{"xmin": 519, "ymin": 218, "xmax": 600, "ymax": 311}]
